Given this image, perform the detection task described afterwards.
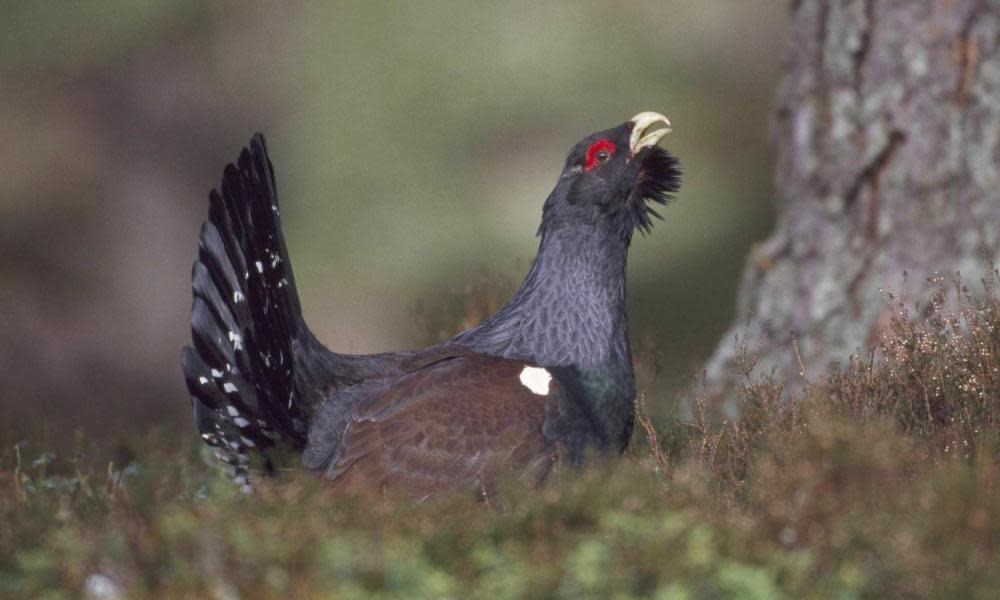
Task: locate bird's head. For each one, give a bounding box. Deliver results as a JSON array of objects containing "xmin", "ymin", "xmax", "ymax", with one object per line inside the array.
[{"xmin": 540, "ymin": 112, "xmax": 680, "ymax": 240}]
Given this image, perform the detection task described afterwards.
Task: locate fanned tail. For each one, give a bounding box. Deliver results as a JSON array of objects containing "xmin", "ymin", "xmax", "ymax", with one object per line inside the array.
[{"xmin": 181, "ymin": 133, "xmax": 309, "ymax": 484}]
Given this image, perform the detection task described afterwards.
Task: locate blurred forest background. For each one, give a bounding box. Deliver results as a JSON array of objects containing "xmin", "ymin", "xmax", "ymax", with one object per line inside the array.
[{"xmin": 0, "ymin": 2, "xmax": 787, "ymax": 444}]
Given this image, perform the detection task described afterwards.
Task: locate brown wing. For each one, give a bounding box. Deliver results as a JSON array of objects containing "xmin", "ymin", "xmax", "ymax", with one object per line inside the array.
[{"xmin": 324, "ymin": 355, "xmax": 560, "ymax": 500}]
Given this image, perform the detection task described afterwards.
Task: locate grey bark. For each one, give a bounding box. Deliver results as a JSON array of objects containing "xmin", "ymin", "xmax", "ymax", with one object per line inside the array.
[{"xmin": 705, "ymin": 0, "xmax": 1000, "ymax": 395}]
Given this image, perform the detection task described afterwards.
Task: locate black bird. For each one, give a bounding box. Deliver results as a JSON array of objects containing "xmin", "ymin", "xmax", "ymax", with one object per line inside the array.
[{"xmin": 182, "ymin": 112, "xmax": 679, "ymax": 498}]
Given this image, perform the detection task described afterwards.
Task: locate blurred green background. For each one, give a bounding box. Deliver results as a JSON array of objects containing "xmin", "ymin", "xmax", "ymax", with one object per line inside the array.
[{"xmin": 0, "ymin": 2, "xmax": 785, "ymax": 443}]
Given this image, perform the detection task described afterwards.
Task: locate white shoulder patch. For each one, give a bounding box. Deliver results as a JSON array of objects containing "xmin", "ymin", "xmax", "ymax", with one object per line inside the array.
[{"xmin": 518, "ymin": 366, "xmax": 552, "ymax": 396}]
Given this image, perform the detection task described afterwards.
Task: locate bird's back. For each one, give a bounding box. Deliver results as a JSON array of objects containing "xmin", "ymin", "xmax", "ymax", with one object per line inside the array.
[{"xmin": 304, "ymin": 354, "xmax": 567, "ymax": 500}]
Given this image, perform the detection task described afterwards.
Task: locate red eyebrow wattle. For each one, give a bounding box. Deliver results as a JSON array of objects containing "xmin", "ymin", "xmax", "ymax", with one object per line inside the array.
[{"xmin": 584, "ymin": 139, "xmax": 616, "ymax": 171}]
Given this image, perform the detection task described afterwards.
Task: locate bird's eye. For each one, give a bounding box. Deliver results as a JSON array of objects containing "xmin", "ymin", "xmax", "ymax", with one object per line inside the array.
[{"xmin": 584, "ymin": 139, "xmax": 616, "ymax": 171}]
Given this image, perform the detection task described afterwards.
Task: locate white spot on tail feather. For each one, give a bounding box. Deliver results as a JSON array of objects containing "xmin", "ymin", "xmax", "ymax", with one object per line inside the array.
[
  {"xmin": 228, "ymin": 330, "xmax": 243, "ymax": 351},
  {"xmin": 211, "ymin": 369, "xmax": 224, "ymax": 378},
  {"xmin": 223, "ymin": 382, "xmax": 238, "ymax": 394},
  {"xmin": 255, "ymin": 261, "xmax": 264, "ymax": 273},
  {"xmin": 233, "ymin": 291, "xmax": 245, "ymax": 303},
  {"xmin": 519, "ymin": 366, "xmax": 551, "ymax": 396}
]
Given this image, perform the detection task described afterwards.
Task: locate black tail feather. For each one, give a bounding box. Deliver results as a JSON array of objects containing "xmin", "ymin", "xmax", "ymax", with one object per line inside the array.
[{"xmin": 182, "ymin": 133, "xmax": 310, "ymax": 482}]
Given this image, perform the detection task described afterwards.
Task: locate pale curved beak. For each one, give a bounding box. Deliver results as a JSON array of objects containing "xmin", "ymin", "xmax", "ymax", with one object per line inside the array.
[{"xmin": 629, "ymin": 111, "xmax": 672, "ymax": 155}]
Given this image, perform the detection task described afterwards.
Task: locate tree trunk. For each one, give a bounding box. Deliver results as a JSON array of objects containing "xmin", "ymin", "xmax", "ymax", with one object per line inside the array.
[{"xmin": 705, "ymin": 0, "xmax": 1000, "ymax": 396}]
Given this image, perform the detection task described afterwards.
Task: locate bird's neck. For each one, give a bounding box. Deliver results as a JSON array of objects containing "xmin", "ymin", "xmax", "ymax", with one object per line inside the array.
[{"xmin": 457, "ymin": 221, "xmax": 636, "ymax": 448}]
